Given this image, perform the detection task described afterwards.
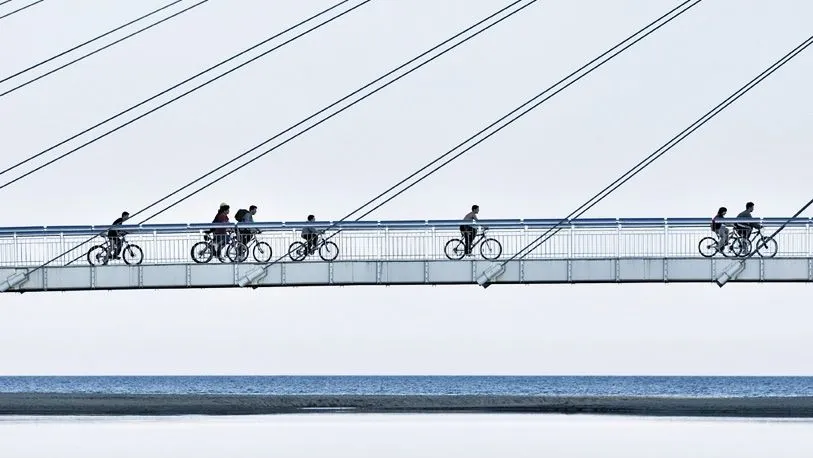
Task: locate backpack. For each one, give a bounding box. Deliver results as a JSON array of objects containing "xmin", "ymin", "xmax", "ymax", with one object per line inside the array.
[{"xmin": 234, "ymin": 209, "xmax": 249, "ymax": 222}]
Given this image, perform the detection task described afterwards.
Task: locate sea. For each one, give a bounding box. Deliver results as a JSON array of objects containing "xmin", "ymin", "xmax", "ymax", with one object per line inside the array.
[
  {"xmin": 0, "ymin": 375, "xmax": 811, "ymax": 397},
  {"xmin": 1, "ymin": 376, "xmax": 812, "ymax": 457}
]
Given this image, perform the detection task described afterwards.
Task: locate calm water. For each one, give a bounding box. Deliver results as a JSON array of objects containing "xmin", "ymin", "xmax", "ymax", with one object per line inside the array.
[
  {"xmin": 1, "ymin": 414, "xmax": 812, "ymax": 457},
  {"xmin": 0, "ymin": 376, "xmax": 811, "ymax": 397}
]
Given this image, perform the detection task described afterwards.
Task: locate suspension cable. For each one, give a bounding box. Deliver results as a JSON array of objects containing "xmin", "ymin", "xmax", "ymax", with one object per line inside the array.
[
  {"xmin": 0, "ymin": 0, "xmax": 185, "ymax": 86},
  {"xmin": 235, "ymin": 0, "xmax": 701, "ymax": 276},
  {"xmin": 0, "ymin": 1, "xmax": 15, "ymax": 8},
  {"xmin": 1, "ymin": 0, "xmax": 205, "ymax": 97},
  {"xmin": 134, "ymin": 0, "xmax": 538, "ymax": 225},
  {"xmin": 0, "ymin": 0, "xmax": 43, "ymax": 21},
  {"xmin": 38, "ymin": 0, "xmax": 539, "ymax": 270},
  {"xmin": 499, "ymin": 35, "xmax": 813, "ymax": 269},
  {"xmin": 338, "ymin": 0, "xmax": 703, "ymax": 225},
  {"xmin": 746, "ymin": 196, "xmax": 813, "ymax": 261},
  {"xmin": 0, "ymin": 0, "xmax": 363, "ymax": 187}
]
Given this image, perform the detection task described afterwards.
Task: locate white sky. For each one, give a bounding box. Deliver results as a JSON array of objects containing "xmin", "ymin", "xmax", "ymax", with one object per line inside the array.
[{"xmin": 0, "ymin": 0, "xmax": 810, "ymax": 375}]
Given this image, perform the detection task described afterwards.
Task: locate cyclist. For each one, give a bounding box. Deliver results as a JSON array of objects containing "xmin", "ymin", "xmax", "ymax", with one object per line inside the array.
[
  {"xmin": 108, "ymin": 211, "xmax": 130, "ymax": 259},
  {"xmin": 735, "ymin": 201, "xmax": 761, "ymax": 242},
  {"xmin": 460, "ymin": 204, "xmax": 479, "ymax": 256},
  {"xmin": 301, "ymin": 214, "xmax": 322, "ymax": 254},
  {"xmin": 211, "ymin": 203, "xmax": 231, "ymax": 259},
  {"xmin": 235, "ymin": 205, "xmax": 258, "ymax": 246},
  {"xmin": 711, "ymin": 206, "xmax": 728, "ymax": 251}
]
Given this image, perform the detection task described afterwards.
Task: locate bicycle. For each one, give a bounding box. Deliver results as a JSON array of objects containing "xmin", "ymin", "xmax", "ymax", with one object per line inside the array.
[
  {"xmin": 698, "ymin": 231, "xmax": 746, "ymax": 258},
  {"xmin": 87, "ymin": 235, "xmax": 143, "ymax": 266},
  {"xmin": 444, "ymin": 227, "xmax": 502, "ymax": 260},
  {"xmin": 288, "ymin": 232, "xmax": 339, "ymax": 262},
  {"xmin": 225, "ymin": 230, "xmax": 273, "ymax": 263},
  {"xmin": 732, "ymin": 226, "xmax": 778, "ymax": 258},
  {"xmin": 190, "ymin": 232, "xmax": 231, "ymax": 264}
]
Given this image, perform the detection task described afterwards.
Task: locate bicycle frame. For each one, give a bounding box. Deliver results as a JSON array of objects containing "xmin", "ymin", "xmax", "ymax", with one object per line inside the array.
[
  {"xmin": 303, "ymin": 234, "xmax": 326, "ymax": 252},
  {"xmin": 461, "ymin": 227, "xmax": 489, "ymax": 247}
]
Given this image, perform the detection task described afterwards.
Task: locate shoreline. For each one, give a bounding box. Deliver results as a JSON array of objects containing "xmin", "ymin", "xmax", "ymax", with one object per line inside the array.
[{"xmin": 1, "ymin": 394, "xmax": 813, "ymax": 417}]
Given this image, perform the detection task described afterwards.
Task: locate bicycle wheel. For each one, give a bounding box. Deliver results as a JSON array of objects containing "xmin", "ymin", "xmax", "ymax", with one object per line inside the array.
[
  {"xmin": 756, "ymin": 236, "xmax": 778, "ymax": 258},
  {"xmin": 480, "ymin": 238, "xmax": 502, "ymax": 260},
  {"xmin": 444, "ymin": 239, "xmax": 465, "ymax": 260},
  {"xmin": 697, "ymin": 237, "xmax": 719, "ymax": 258},
  {"xmin": 319, "ymin": 241, "xmax": 339, "ymax": 262},
  {"xmin": 252, "ymin": 241, "xmax": 273, "ymax": 263},
  {"xmin": 122, "ymin": 244, "xmax": 144, "ymax": 265},
  {"xmin": 226, "ymin": 242, "xmax": 249, "ymax": 263},
  {"xmin": 288, "ymin": 242, "xmax": 307, "ymax": 261},
  {"xmin": 731, "ymin": 237, "xmax": 751, "ymax": 258},
  {"xmin": 191, "ymin": 241, "xmax": 214, "ymax": 263},
  {"xmin": 87, "ymin": 245, "xmax": 109, "ymax": 266}
]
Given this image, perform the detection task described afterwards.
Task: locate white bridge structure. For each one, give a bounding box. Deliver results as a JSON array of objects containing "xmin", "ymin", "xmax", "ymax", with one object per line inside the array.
[{"xmin": 0, "ymin": 218, "xmax": 812, "ymax": 293}]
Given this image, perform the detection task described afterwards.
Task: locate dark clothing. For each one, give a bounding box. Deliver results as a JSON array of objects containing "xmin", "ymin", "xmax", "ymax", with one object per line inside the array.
[
  {"xmin": 234, "ymin": 209, "xmax": 250, "ymax": 223},
  {"xmin": 108, "ymin": 217, "xmax": 125, "ymax": 237},
  {"xmin": 711, "ymin": 215, "xmax": 724, "ymax": 232},
  {"xmin": 301, "ymin": 223, "xmax": 321, "ymax": 254},
  {"xmin": 211, "ymin": 212, "xmax": 230, "ymax": 259},
  {"xmin": 735, "ymin": 210, "xmax": 759, "ymax": 226},
  {"xmin": 735, "ymin": 226, "xmax": 750, "ymax": 241},
  {"xmin": 108, "ymin": 217, "xmax": 126, "ymax": 258},
  {"xmin": 212, "ymin": 212, "xmax": 229, "ymax": 234},
  {"xmin": 239, "ymin": 230, "xmax": 253, "ymax": 247},
  {"xmin": 302, "ymin": 233, "xmax": 318, "ymax": 254},
  {"xmin": 734, "ymin": 209, "xmax": 761, "ymax": 240},
  {"xmin": 460, "ymin": 210, "xmax": 479, "ymax": 255},
  {"xmin": 460, "ymin": 225, "xmax": 476, "ymax": 255}
]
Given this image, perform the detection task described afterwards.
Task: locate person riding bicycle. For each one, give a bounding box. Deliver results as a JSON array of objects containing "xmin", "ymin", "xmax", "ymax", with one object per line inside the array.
[
  {"xmin": 234, "ymin": 205, "xmax": 259, "ymax": 247},
  {"xmin": 210, "ymin": 203, "xmax": 231, "ymax": 259},
  {"xmin": 107, "ymin": 211, "xmax": 130, "ymax": 260},
  {"xmin": 301, "ymin": 214, "xmax": 322, "ymax": 254},
  {"xmin": 734, "ymin": 201, "xmax": 762, "ymax": 242},
  {"xmin": 711, "ymin": 206, "xmax": 728, "ymax": 251},
  {"xmin": 460, "ymin": 204, "xmax": 480, "ymax": 256}
]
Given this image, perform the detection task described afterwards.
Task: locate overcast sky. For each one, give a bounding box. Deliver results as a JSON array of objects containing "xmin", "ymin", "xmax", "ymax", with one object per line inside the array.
[{"xmin": 0, "ymin": 0, "xmax": 810, "ymax": 375}]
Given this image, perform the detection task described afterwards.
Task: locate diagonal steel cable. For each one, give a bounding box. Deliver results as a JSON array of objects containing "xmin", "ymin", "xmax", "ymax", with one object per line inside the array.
[
  {"xmin": 497, "ymin": 35, "xmax": 813, "ymax": 277},
  {"xmin": 237, "ymin": 0, "xmax": 702, "ymax": 281},
  {"xmin": 0, "ymin": 0, "xmax": 184, "ymax": 85},
  {"xmin": 0, "ymin": 0, "xmax": 44, "ymax": 21},
  {"xmin": 40, "ymin": 0, "xmax": 539, "ymax": 270},
  {"xmin": 0, "ymin": 0, "xmax": 363, "ymax": 187}
]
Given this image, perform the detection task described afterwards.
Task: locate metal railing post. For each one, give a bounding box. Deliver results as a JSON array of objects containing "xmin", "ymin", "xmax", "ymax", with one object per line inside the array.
[
  {"xmin": 569, "ymin": 223, "xmax": 575, "ymax": 259},
  {"xmin": 153, "ymin": 230, "xmax": 159, "ymax": 264},
  {"xmin": 384, "ymin": 227, "xmax": 389, "ymax": 261},
  {"xmin": 431, "ymin": 226, "xmax": 436, "ymax": 261}
]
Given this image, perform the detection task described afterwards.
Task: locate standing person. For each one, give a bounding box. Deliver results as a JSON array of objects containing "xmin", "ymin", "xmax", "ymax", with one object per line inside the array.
[
  {"xmin": 711, "ymin": 206, "xmax": 728, "ymax": 252},
  {"xmin": 460, "ymin": 204, "xmax": 479, "ymax": 256},
  {"xmin": 234, "ymin": 205, "xmax": 258, "ymax": 246},
  {"xmin": 735, "ymin": 201, "xmax": 761, "ymax": 242},
  {"xmin": 212, "ymin": 203, "xmax": 230, "ymax": 260},
  {"xmin": 108, "ymin": 211, "xmax": 130, "ymax": 259}
]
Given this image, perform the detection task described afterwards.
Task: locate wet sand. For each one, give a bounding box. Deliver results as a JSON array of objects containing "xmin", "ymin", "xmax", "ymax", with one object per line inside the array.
[{"xmin": 1, "ymin": 394, "xmax": 813, "ymax": 417}]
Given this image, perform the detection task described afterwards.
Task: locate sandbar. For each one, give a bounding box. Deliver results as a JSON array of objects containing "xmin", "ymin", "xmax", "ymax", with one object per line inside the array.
[{"xmin": 1, "ymin": 394, "xmax": 813, "ymax": 417}]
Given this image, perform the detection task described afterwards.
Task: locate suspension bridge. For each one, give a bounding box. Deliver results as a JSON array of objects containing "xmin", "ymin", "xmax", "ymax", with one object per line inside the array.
[{"xmin": 1, "ymin": 1, "xmax": 810, "ymax": 294}]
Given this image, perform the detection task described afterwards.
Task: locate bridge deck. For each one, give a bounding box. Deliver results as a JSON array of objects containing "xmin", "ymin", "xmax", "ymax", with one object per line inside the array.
[
  {"xmin": 1, "ymin": 218, "xmax": 810, "ymax": 292},
  {"xmin": 2, "ymin": 258, "xmax": 811, "ymax": 292}
]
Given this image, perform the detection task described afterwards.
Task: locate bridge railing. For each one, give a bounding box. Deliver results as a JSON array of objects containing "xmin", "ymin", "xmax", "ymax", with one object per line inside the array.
[{"xmin": 0, "ymin": 218, "xmax": 810, "ymax": 267}]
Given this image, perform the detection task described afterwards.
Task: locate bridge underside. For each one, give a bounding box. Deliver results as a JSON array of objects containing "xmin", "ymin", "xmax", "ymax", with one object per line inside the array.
[{"xmin": 2, "ymin": 258, "xmax": 812, "ymax": 293}]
